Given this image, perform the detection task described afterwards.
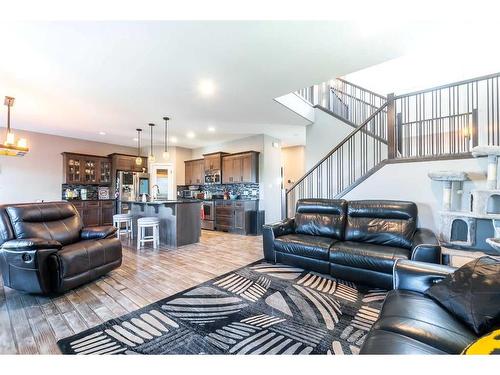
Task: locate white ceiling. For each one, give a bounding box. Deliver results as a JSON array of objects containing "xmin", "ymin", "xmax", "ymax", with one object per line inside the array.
[{"xmin": 0, "ymin": 21, "xmax": 438, "ymax": 149}]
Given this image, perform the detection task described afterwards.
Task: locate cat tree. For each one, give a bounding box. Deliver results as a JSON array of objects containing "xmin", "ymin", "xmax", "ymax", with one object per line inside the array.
[{"xmin": 429, "ymin": 146, "xmax": 500, "ymax": 252}]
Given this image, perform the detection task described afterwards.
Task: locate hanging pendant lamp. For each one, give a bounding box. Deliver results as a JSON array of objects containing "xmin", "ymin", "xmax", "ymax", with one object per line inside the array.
[
  {"xmin": 135, "ymin": 128, "xmax": 143, "ymax": 166},
  {"xmin": 163, "ymin": 116, "xmax": 170, "ymax": 160},
  {"xmin": 1, "ymin": 96, "xmax": 29, "ymax": 157},
  {"xmin": 149, "ymin": 123, "xmax": 155, "ymax": 162}
]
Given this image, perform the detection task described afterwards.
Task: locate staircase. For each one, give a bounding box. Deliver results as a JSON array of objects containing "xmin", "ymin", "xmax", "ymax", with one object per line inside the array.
[{"xmin": 285, "ymin": 72, "xmax": 500, "ymax": 218}]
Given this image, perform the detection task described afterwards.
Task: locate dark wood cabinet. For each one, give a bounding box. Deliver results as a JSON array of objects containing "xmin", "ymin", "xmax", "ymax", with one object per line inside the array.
[
  {"xmin": 203, "ymin": 152, "xmax": 228, "ymax": 171},
  {"xmin": 215, "ymin": 200, "xmax": 258, "ymax": 234},
  {"xmin": 62, "ymin": 153, "xmax": 116, "ymax": 185},
  {"xmin": 222, "ymin": 151, "xmax": 259, "ymax": 184},
  {"xmin": 71, "ymin": 200, "xmax": 115, "ymax": 227},
  {"xmin": 184, "ymin": 151, "xmax": 258, "ymax": 186},
  {"xmin": 184, "ymin": 159, "xmax": 204, "ymax": 185},
  {"xmin": 100, "ymin": 200, "xmax": 114, "ymax": 225},
  {"xmin": 109, "ymin": 153, "xmax": 147, "ymax": 173}
]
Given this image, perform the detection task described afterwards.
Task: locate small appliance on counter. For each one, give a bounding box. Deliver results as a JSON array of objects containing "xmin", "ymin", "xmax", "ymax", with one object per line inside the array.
[{"xmin": 80, "ymin": 188, "xmax": 87, "ymax": 200}]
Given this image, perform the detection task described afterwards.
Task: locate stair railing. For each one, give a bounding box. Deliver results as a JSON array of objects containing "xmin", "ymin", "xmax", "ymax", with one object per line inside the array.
[
  {"xmin": 285, "ymin": 102, "xmax": 388, "ymax": 218},
  {"xmin": 392, "ymin": 71, "xmax": 500, "ymax": 159},
  {"xmin": 294, "ymin": 78, "xmax": 386, "ymax": 126}
]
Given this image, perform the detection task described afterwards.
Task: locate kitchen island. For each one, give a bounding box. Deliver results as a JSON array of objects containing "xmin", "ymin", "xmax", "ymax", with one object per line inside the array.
[{"xmin": 122, "ymin": 200, "xmax": 202, "ymax": 248}]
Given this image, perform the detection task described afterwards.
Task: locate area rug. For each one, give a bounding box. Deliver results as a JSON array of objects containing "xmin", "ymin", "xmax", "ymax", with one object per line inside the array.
[{"xmin": 57, "ymin": 260, "xmax": 387, "ymax": 355}]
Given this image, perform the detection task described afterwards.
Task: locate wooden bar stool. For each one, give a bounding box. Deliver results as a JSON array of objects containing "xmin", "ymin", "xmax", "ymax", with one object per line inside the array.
[
  {"xmin": 113, "ymin": 214, "xmax": 133, "ymax": 239},
  {"xmin": 137, "ymin": 217, "xmax": 160, "ymax": 249}
]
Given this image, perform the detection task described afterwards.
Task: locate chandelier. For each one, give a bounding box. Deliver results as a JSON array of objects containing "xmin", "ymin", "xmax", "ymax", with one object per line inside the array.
[{"xmin": 1, "ymin": 96, "xmax": 29, "ymax": 156}]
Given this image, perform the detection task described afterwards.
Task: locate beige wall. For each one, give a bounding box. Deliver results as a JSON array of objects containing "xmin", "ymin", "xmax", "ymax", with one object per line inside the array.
[
  {"xmin": 0, "ymin": 128, "xmax": 135, "ymax": 204},
  {"xmin": 281, "ymin": 145, "xmax": 305, "ymax": 190}
]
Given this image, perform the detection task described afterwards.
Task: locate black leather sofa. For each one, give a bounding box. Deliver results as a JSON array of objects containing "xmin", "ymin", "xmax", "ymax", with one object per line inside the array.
[
  {"xmin": 360, "ymin": 259, "xmax": 477, "ymax": 354},
  {"xmin": 0, "ymin": 201, "xmax": 122, "ymax": 294},
  {"xmin": 263, "ymin": 199, "xmax": 441, "ymax": 289}
]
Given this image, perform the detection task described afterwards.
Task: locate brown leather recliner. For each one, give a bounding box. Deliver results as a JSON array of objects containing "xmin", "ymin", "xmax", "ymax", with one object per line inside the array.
[{"xmin": 0, "ymin": 201, "xmax": 122, "ymax": 294}]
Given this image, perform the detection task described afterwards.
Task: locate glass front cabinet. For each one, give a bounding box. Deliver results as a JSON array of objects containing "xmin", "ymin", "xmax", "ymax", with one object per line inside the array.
[{"xmin": 62, "ymin": 153, "xmax": 112, "ymax": 185}]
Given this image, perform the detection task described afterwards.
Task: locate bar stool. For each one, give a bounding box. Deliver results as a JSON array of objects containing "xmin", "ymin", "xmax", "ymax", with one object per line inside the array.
[
  {"xmin": 113, "ymin": 214, "xmax": 133, "ymax": 239},
  {"xmin": 137, "ymin": 217, "xmax": 160, "ymax": 249}
]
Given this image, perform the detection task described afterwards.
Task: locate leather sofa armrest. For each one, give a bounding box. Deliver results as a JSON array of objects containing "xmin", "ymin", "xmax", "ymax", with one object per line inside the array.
[
  {"xmin": 262, "ymin": 218, "xmax": 295, "ymax": 262},
  {"xmin": 410, "ymin": 228, "xmax": 441, "ymax": 264},
  {"xmin": 81, "ymin": 226, "xmax": 118, "ymax": 240},
  {"xmin": 393, "ymin": 259, "xmax": 456, "ymax": 294},
  {"xmin": 264, "ymin": 218, "xmax": 295, "ymax": 238},
  {"xmin": 0, "ymin": 238, "xmax": 61, "ymax": 294},
  {"xmin": 1, "ymin": 238, "xmax": 62, "ymax": 251}
]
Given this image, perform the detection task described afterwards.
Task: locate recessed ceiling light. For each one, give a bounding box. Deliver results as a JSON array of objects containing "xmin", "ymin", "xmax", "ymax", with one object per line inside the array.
[
  {"xmin": 170, "ymin": 136, "xmax": 178, "ymax": 143},
  {"xmin": 186, "ymin": 131, "xmax": 195, "ymax": 139},
  {"xmin": 198, "ymin": 79, "xmax": 216, "ymax": 97},
  {"xmin": 208, "ymin": 126, "xmax": 216, "ymax": 132},
  {"xmin": 99, "ymin": 131, "xmax": 106, "ymax": 136}
]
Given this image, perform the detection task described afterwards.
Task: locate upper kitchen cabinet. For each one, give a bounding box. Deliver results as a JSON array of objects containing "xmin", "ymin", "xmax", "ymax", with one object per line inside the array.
[
  {"xmin": 203, "ymin": 152, "xmax": 228, "ymax": 171},
  {"xmin": 62, "ymin": 153, "xmax": 113, "ymax": 185},
  {"xmin": 222, "ymin": 151, "xmax": 259, "ymax": 184},
  {"xmin": 109, "ymin": 153, "xmax": 148, "ymax": 173},
  {"xmin": 184, "ymin": 159, "xmax": 204, "ymax": 185}
]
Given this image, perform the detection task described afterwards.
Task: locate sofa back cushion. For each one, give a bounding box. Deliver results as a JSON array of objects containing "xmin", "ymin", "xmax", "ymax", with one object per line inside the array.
[
  {"xmin": 0, "ymin": 205, "xmax": 15, "ymax": 247},
  {"xmin": 6, "ymin": 202, "xmax": 83, "ymax": 246},
  {"xmin": 295, "ymin": 199, "xmax": 347, "ymax": 240},
  {"xmin": 345, "ymin": 200, "xmax": 417, "ymax": 249}
]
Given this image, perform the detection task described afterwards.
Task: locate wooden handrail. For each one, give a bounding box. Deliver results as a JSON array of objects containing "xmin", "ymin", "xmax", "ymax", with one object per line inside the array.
[
  {"xmin": 287, "ymin": 101, "xmax": 388, "ymax": 192},
  {"xmin": 336, "ymin": 77, "xmax": 387, "ymax": 100},
  {"xmin": 394, "ymin": 71, "xmax": 500, "ymax": 99}
]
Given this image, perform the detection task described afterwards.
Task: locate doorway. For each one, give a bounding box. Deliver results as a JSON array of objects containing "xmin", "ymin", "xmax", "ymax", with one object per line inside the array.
[{"xmin": 150, "ymin": 163, "xmax": 174, "ymax": 200}]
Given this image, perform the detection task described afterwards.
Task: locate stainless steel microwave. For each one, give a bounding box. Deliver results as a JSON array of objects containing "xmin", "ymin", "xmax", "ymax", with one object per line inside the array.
[{"xmin": 204, "ymin": 170, "xmax": 221, "ymax": 184}]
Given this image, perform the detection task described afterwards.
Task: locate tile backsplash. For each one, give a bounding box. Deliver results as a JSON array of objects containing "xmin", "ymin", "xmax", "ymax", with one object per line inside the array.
[
  {"xmin": 62, "ymin": 184, "xmax": 110, "ymax": 200},
  {"xmin": 177, "ymin": 183, "xmax": 260, "ymax": 199}
]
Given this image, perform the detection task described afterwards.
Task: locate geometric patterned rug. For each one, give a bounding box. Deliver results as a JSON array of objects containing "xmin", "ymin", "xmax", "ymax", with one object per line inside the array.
[{"xmin": 57, "ymin": 260, "xmax": 387, "ymax": 355}]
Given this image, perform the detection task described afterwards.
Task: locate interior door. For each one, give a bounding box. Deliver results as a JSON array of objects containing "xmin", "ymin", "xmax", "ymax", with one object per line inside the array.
[{"xmin": 150, "ymin": 163, "xmax": 174, "ymax": 200}]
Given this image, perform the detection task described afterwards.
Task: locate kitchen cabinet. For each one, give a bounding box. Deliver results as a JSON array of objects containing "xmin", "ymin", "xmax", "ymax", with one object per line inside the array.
[
  {"xmin": 215, "ymin": 200, "xmax": 258, "ymax": 234},
  {"xmin": 62, "ymin": 153, "xmax": 114, "ymax": 185},
  {"xmin": 203, "ymin": 152, "xmax": 228, "ymax": 171},
  {"xmin": 222, "ymin": 151, "xmax": 259, "ymax": 184},
  {"xmin": 109, "ymin": 153, "xmax": 148, "ymax": 173},
  {"xmin": 71, "ymin": 200, "xmax": 115, "ymax": 227},
  {"xmin": 184, "ymin": 159, "xmax": 204, "ymax": 185}
]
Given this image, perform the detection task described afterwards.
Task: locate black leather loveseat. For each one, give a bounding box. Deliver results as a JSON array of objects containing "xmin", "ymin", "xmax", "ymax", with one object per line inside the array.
[
  {"xmin": 360, "ymin": 260, "xmax": 477, "ymax": 354},
  {"xmin": 0, "ymin": 201, "xmax": 122, "ymax": 294},
  {"xmin": 263, "ymin": 199, "xmax": 441, "ymax": 289}
]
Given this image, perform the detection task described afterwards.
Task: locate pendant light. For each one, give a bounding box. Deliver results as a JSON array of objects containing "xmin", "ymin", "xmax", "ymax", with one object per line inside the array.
[
  {"xmin": 148, "ymin": 123, "xmax": 155, "ymax": 162},
  {"xmin": 1, "ymin": 96, "xmax": 29, "ymax": 157},
  {"xmin": 135, "ymin": 128, "xmax": 143, "ymax": 166},
  {"xmin": 163, "ymin": 116, "xmax": 170, "ymax": 160}
]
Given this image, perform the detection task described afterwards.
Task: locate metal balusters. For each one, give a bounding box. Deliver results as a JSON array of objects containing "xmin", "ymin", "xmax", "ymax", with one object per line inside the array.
[
  {"xmin": 286, "ymin": 104, "xmax": 388, "ymax": 217},
  {"xmin": 394, "ymin": 72, "xmax": 500, "ymax": 159}
]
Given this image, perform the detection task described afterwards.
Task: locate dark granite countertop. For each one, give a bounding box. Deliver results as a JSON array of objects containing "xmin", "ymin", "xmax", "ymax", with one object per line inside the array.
[
  {"xmin": 65, "ymin": 199, "xmax": 116, "ymax": 202},
  {"xmin": 122, "ymin": 200, "xmax": 202, "ymax": 205}
]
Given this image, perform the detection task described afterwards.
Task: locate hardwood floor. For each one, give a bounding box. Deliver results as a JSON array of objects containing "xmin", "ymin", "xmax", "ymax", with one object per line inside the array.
[{"xmin": 0, "ymin": 231, "xmax": 263, "ymax": 354}]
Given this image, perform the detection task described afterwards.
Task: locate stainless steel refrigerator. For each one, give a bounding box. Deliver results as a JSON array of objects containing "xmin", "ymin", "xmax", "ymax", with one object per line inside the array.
[{"xmin": 116, "ymin": 171, "xmax": 150, "ymax": 213}]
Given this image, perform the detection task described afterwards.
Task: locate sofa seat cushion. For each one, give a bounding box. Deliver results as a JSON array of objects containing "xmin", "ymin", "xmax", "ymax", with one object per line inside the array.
[
  {"xmin": 372, "ymin": 290, "xmax": 477, "ymax": 354},
  {"xmin": 329, "ymin": 241, "xmax": 410, "ymax": 274},
  {"xmin": 57, "ymin": 237, "xmax": 122, "ymax": 278},
  {"xmin": 274, "ymin": 234, "xmax": 335, "ymax": 261},
  {"xmin": 360, "ymin": 329, "xmax": 447, "ymax": 354}
]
